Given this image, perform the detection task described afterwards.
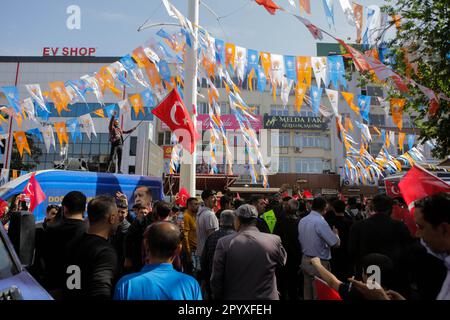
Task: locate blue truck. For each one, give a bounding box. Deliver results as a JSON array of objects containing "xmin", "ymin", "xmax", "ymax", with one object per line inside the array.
[
  {"xmin": 0, "ymin": 170, "xmax": 164, "ymax": 299},
  {"xmin": 0, "ymin": 169, "xmax": 164, "ymax": 222}
]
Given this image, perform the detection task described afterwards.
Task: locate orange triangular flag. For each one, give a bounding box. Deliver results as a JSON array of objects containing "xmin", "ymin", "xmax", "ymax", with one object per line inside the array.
[
  {"xmin": 373, "ymin": 126, "xmax": 381, "ymax": 137},
  {"xmin": 225, "ymin": 43, "xmax": 236, "ymax": 70},
  {"xmin": 345, "ymin": 116, "xmax": 354, "ymax": 132},
  {"xmin": 97, "ymin": 66, "xmax": 122, "ymax": 98},
  {"xmin": 341, "ymin": 91, "xmax": 360, "ymax": 116},
  {"xmin": 15, "ymin": 113, "xmax": 23, "ymax": 129},
  {"xmin": 92, "ymin": 108, "xmax": 105, "ymax": 118},
  {"xmin": 49, "ymin": 81, "xmax": 71, "ymax": 115},
  {"xmin": 398, "ymin": 132, "xmax": 406, "ymax": 152},
  {"xmin": 54, "ymin": 122, "xmax": 69, "ymax": 147},
  {"xmin": 295, "ymin": 82, "xmax": 307, "ymax": 112},
  {"xmin": 13, "ymin": 131, "xmax": 31, "ymax": 157},
  {"xmin": 248, "ymin": 68, "xmax": 255, "ymax": 91},
  {"xmin": 296, "ymin": 56, "xmax": 312, "ymax": 88},
  {"xmin": 132, "ymin": 47, "xmax": 151, "ymax": 68},
  {"xmin": 390, "ymin": 98, "xmax": 405, "ymax": 130},
  {"xmin": 145, "ymin": 62, "xmax": 162, "ymax": 88},
  {"xmin": 129, "ymin": 93, "xmax": 145, "ymax": 117},
  {"xmin": 12, "ymin": 170, "xmax": 18, "ymax": 179},
  {"xmin": 385, "ymin": 131, "xmax": 391, "ymax": 148}
]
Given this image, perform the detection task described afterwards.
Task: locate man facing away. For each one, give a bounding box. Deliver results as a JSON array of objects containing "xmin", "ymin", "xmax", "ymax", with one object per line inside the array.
[
  {"xmin": 64, "ymin": 195, "xmax": 120, "ymax": 300},
  {"xmin": 41, "ymin": 191, "xmax": 87, "ymax": 293},
  {"xmin": 201, "ymin": 210, "xmax": 237, "ymax": 299},
  {"xmin": 210, "ymin": 204, "xmax": 287, "ymax": 300},
  {"xmin": 298, "ymin": 197, "xmax": 340, "ymax": 300},
  {"xmin": 108, "ymin": 111, "xmax": 137, "ymax": 173},
  {"xmin": 114, "ymin": 222, "xmax": 202, "ymax": 300},
  {"xmin": 183, "ymin": 197, "xmax": 200, "ymax": 274}
]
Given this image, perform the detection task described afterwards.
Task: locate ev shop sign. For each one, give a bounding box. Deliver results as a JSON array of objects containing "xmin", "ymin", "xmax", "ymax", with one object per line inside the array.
[{"xmin": 42, "ymin": 47, "xmax": 96, "ymax": 56}]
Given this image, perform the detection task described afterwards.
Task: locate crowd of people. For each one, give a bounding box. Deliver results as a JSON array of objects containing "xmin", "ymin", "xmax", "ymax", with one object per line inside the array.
[{"xmin": 1, "ymin": 187, "xmax": 449, "ymax": 300}]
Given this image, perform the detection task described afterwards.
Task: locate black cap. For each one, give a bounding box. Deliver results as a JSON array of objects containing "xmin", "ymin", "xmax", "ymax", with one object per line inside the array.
[
  {"xmin": 171, "ymin": 205, "xmax": 180, "ymax": 212},
  {"xmin": 201, "ymin": 189, "xmax": 217, "ymax": 201}
]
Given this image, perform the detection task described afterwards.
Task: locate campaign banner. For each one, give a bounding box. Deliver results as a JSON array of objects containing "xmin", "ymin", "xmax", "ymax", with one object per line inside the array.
[
  {"xmin": 160, "ymin": 114, "xmax": 263, "ymax": 131},
  {"xmin": 263, "ymin": 114, "xmax": 328, "ymax": 130}
]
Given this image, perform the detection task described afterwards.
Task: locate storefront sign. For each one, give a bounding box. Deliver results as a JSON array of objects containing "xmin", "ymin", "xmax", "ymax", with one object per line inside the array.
[
  {"xmin": 42, "ymin": 47, "xmax": 96, "ymax": 56},
  {"xmin": 161, "ymin": 114, "xmax": 263, "ymax": 131},
  {"xmin": 263, "ymin": 115, "xmax": 328, "ymax": 130}
]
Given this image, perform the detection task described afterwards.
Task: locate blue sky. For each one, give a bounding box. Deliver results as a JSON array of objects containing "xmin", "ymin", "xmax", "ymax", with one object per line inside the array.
[{"xmin": 0, "ymin": 0, "xmax": 389, "ymax": 57}]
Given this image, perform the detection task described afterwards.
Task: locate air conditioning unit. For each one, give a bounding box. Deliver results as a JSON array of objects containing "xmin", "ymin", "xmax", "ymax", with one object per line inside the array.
[{"xmin": 294, "ymin": 147, "xmax": 303, "ymax": 153}]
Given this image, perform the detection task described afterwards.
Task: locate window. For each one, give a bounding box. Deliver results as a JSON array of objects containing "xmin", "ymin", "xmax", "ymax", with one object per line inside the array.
[
  {"xmin": 270, "ymin": 105, "xmax": 289, "ymax": 116},
  {"xmin": 279, "ymin": 131, "xmax": 290, "ymax": 147},
  {"xmin": 157, "ymin": 131, "xmax": 172, "ymax": 146},
  {"xmin": 297, "ymin": 132, "xmax": 326, "ymax": 148},
  {"xmin": 403, "ymin": 116, "xmax": 416, "ymax": 128},
  {"xmin": 219, "ymin": 102, "xmax": 229, "ymax": 115},
  {"xmin": 197, "ymin": 102, "xmax": 209, "ymax": 115},
  {"xmin": 367, "ymin": 86, "xmax": 384, "ymax": 97},
  {"xmin": 129, "ymin": 136, "xmax": 137, "ymax": 156},
  {"xmin": 279, "ymin": 157, "xmax": 290, "ymax": 173},
  {"xmin": 369, "ymin": 114, "xmax": 385, "ymax": 126},
  {"xmin": 128, "ymin": 166, "xmax": 135, "ymax": 174},
  {"xmin": 19, "ymin": 133, "xmax": 112, "ymax": 172},
  {"xmin": 295, "ymin": 158, "xmax": 323, "ymax": 173}
]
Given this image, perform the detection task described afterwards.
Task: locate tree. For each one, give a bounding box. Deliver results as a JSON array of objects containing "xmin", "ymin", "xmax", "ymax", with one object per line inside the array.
[
  {"xmin": 381, "ymin": 0, "xmax": 450, "ymax": 159},
  {"xmin": 10, "ymin": 133, "xmax": 43, "ymax": 171}
]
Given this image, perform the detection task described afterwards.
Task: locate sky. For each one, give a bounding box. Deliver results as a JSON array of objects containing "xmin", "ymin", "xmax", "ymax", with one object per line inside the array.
[{"xmin": 0, "ymin": 0, "xmax": 390, "ymax": 57}]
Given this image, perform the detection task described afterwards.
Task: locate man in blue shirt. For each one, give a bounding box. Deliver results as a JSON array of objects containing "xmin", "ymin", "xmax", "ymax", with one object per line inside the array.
[
  {"xmin": 298, "ymin": 197, "xmax": 340, "ymax": 300},
  {"xmin": 114, "ymin": 222, "xmax": 202, "ymax": 300}
]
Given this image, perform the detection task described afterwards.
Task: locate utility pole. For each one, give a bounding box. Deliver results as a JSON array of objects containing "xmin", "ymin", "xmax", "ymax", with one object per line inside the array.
[{"xmin": 179, "ymin": 0, "xmax": 199, "ymax": 197}]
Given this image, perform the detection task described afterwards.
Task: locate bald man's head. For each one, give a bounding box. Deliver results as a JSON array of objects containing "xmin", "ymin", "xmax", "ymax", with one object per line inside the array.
[{"xmin": 145, "ymin": 222, "xmax": 182, "ymax": 259}]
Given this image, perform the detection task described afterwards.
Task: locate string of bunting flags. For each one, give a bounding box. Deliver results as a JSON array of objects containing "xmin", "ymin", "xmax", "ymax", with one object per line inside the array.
[{"xmin": 0, "ymin": 0, "xmax": 446, "ymax": 186}]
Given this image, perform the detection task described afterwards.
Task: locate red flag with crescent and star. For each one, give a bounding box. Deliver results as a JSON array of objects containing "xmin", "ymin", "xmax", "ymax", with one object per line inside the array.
[
  {"xmin": 384, "ymin": 179, "xmax": 402, "ymax": 198},
  {"xmin": 22, "ymin": 172, "xmax": 46, "ymax": 212},
  {"xmin": 151, "ymin": 88, "xmax": 198, "ymax": 154}
]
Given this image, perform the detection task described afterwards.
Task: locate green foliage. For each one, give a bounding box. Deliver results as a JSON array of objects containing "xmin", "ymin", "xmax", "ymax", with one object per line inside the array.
[{"xmin": 381, "ymin": 0, "xmax": 450, "ymax": 159}]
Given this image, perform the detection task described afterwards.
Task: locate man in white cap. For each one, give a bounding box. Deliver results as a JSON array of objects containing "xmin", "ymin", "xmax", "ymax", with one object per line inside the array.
[{"xmin": 210, "ymin": 204, "xmax": 287, "ymax": 300}]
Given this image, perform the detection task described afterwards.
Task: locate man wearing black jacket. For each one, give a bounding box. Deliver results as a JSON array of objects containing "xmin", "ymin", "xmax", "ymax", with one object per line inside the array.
[
  {"xmin": 64, "ymin": 195, "xmax": 120, "ymax": 300},
  {"xmin": 348, "ymin": 194, "xmax": 414, "ymax": 297},
  {"xmin": 41, "ymin": 191, "xmax": 87, "ymax": 295}
]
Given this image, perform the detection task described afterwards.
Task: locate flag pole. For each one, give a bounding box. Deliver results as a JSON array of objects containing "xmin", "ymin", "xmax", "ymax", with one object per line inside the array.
[{"xmin": 179, "ymin": 0, "xmax": 199, "ymax": 197}]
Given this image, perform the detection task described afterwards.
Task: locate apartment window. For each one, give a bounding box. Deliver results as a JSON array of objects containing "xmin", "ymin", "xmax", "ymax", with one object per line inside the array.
[
  {"xmin": 295, "ymin": 158, "xmax": 323, "ymax": 173},
  {"xmin": 197, "ymin": 102, "xmax": 209, "ymax": 115},
  {"xmin": 270, "ymin": 105, "xmax": 289, "ymax": 116},
  {"xmin": 157, "ymin": 131, "xmax": 172, "ymax": 146},
  {"xmin": 279, "ymin": 131, "xmax": 290, "ymax": 147},
  {"xmin": 128, "ymin": 166, "xmax": 135, "ymax": 174},
  {"xmin": 279, "ymin": 157, "xmax": 290, "ymax": 173},
  {"xmin": 129, "ymin": 136, "xmax": 137, "ymax": 156},
  {"xmin": 369, "ymin": 114, "xmax": 385, "ymax": 126},
  {"xmin": 219, "ymin": 102, "xmax": 229, "ymax": 114},
  {"xmin": 298, "ymin": 132, "xmax": 324, "ymax": 148},
  {"xmin": 294, "ymin": 132, "xmax": 302, "ymax": 148}
]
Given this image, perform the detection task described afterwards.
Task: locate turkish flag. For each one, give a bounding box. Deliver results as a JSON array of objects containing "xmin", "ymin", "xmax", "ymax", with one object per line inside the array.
[
  {"xmin": 385, "ymin": 179, "xmax": 402, "ymax": 198},
  {"xmin": 151, "ymin": 89, "xmax": 197, "ymax": 154},
  {"xmin": 314, "ymin": 277, "xmax": 342, "ymax": 300},
  {"xmin": 255, "ymin": 0, "xmax": 282, "ymax": 15},
  {"xmin": 398, "ymin": 165, "xmax": 450, "ymax": 210},
  {"xmin": 175, "ymin": 187, "xmax": 190, "ymax": 208},
  {"xmin": 23, "ymin": 173, "xmax": 46, "ymax": 212},
  {"xmin": 0, "ymin": 198, "xmax": 8, "ymax": 220}
]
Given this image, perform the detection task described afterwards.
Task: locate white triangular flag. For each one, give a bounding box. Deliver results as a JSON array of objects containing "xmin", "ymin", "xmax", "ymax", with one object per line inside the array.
[
  {"xmin": 339, "ymin": 0, "xmax": 356, "ymax": 26},
  {"xmin": 118, "ymin": 99, "xmax": 131, "ymax": 117},
  {"xmin": 25, "ymin": 84, "xmax": 49, "ymax": 112},
  {"xmin": 288, "ymin": 0, "xmax": 296, "ymax": 8},
  {"xmin": 311, "ymin": 57, "xmax": 328, "ymax": 87},
  {"xmin": 281, "ymin": 78, "xmax": 293, "ymax": 107},
  {"xmin": 21, "ymin": 98, "xmax": 36, "ymax": 120},
  {"xmin": 389, "ymin": 131, "xmax": 396, "ymax": 148},
  {"xmin": 0, "ymin": 168, "xmax": 9, "ymax": 186},
  {"xmin": 269, "ymin": 54, "xmax": 285, "ymax": 87},
  {"xmin": 325, "ymin": 89, "xmax": 339, "ymax": 116},
  {"xmin": 41, "ymin": 125, "xmax": 56, "ymax": 153},
  {"xmin": 81, "ymin": 75, "xmax": 104, "ymax": 105},
  {"xmin": 235, "ymin": 46, "xmax": 247, "ymax": 83},
  {"xmin": 78, "ymin": 113, "xmax": 97, "ymax": 141}
]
